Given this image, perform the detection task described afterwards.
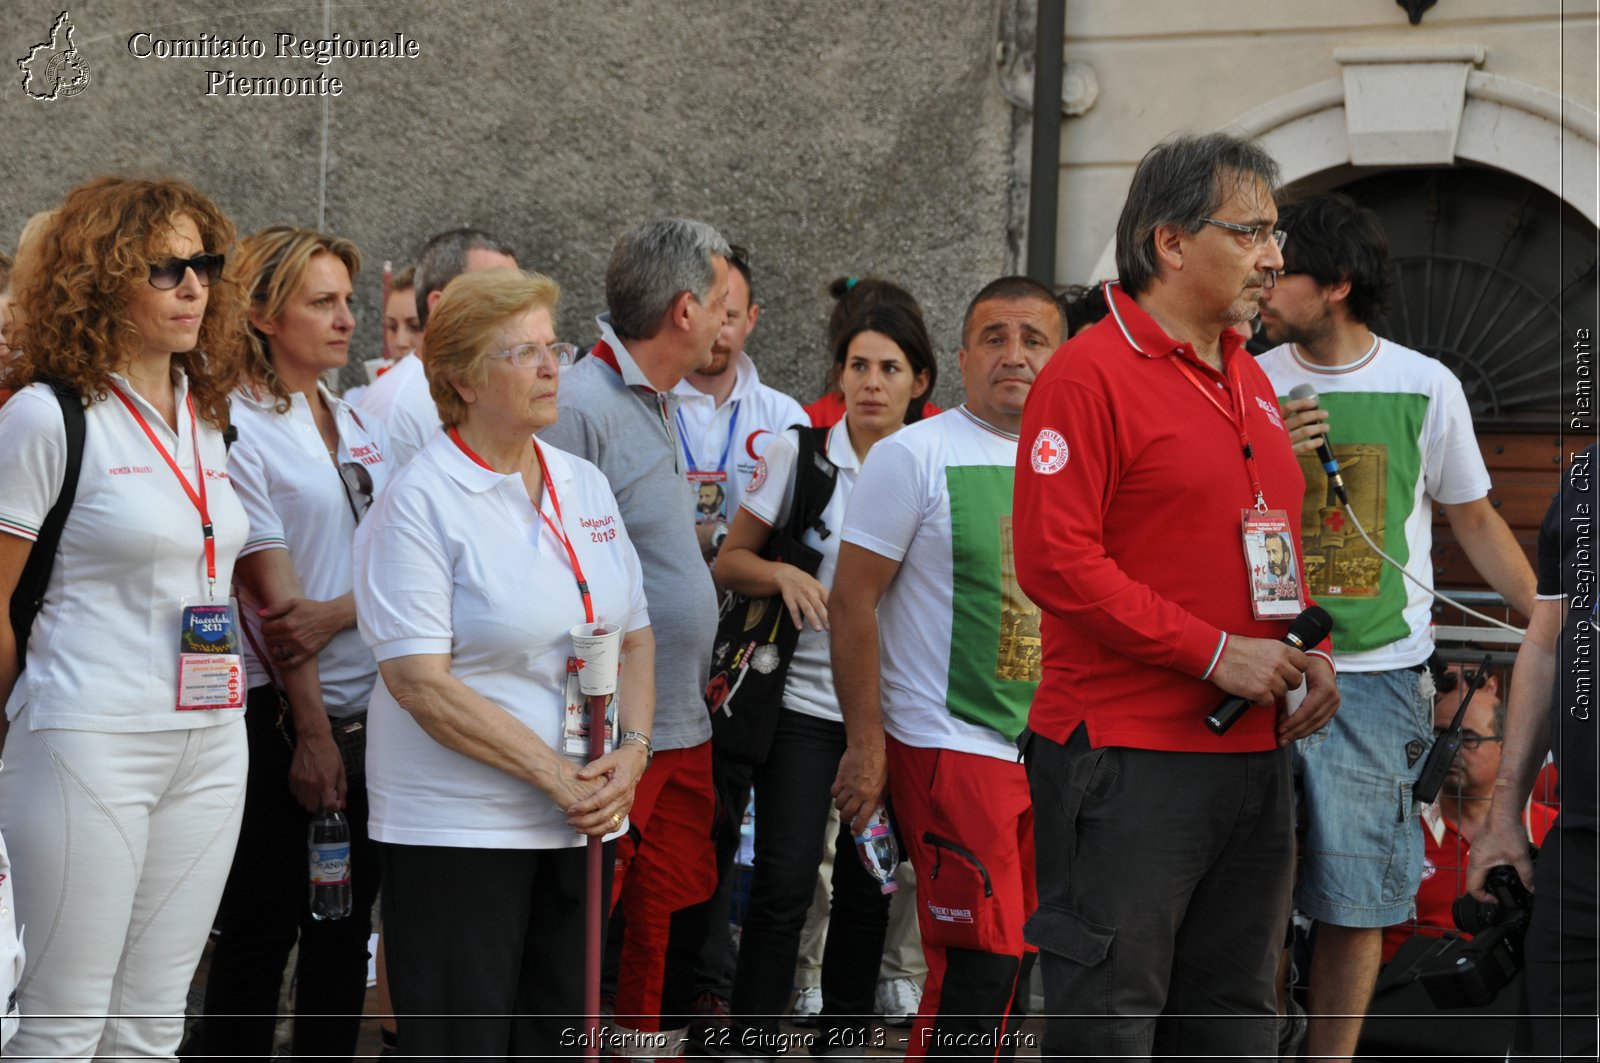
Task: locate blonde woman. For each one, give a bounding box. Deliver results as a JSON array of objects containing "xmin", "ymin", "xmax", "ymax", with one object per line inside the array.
[
  {"xmin": 355, "ymin": 269, "xmax": 654, "ymax": 1057},
  {"xmin": 185, "ymin": 226, "xmax": 393, "ymax": 1061}
]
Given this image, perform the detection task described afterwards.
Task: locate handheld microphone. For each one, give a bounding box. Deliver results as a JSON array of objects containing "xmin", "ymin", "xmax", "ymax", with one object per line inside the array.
[
  {"xmin": 1288, "ymin": 383, "xmax": 1349, "ymax": 506},
  {"xmin": 1205, "ymin": 605, "xmax": 1334, "ymax": 736},
  {"xmin": 1413, "ymin": 654, "xmax": 1492, "ymax": 806}
]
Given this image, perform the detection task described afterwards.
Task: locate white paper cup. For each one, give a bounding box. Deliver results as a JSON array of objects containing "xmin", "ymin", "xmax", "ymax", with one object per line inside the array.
[{"xmin": 570, "ymin": 622, "xmax": 622, "ymax": 696}]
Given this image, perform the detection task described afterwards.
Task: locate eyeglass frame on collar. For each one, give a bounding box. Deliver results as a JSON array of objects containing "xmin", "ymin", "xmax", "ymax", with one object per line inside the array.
[
  {"xmin": 1200, "ymin": 217, "xmax": 1288, "ymax": 251},
  {"xmin": 488, "ymin": 341, "xmax": 577, "ymax": 370}
]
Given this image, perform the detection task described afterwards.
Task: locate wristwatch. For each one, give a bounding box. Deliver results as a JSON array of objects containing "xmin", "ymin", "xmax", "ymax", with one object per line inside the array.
[{"xmin": 620, "ymin": 730, "xmax": 653, "ymax": 766}]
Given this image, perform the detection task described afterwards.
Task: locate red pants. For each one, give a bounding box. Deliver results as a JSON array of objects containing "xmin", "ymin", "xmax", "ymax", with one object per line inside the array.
[
  {"xmin": 887, "ymin": 736, "xmax": 1036, "ymax": 1062},
  {"xmin": 610, "ymin": 741, "xmax": 717, "ymax": 1033}
]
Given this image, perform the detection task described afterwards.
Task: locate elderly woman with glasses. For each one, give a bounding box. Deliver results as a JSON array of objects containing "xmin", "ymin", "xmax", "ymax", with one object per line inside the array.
[
  {"xmin": 0, "ymin": 176, "xmax": 250, "ymax": 1058},
  {"xmin": 182, "ymin": 226, "xmax": 394, "ymax": 1061},
  {"xmin": 354, "ymin": 268, "xmax": 655, "ymax": 1058}
]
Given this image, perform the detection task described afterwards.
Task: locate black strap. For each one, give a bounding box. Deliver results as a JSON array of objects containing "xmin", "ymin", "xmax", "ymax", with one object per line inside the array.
[
  {"xmin": 785, "ymin": 424, "xmax": 837, "ymax": 542},
  {"xmin": 9, "ymin": 380, "xmax": 86, "ymax": 671}
]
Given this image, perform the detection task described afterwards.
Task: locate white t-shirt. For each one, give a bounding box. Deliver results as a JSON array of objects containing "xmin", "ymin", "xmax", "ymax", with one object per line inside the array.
[
  {"xmin": 354, "ymin": 431, "xmax": 650, "ymax": 849},
  {"xmin": 840, "ymin": 406, "xmax": 1038, "ymax": 761},
  {"xmin": 0, "ymin": 375, "xmax": 249, "ymax": 732},
  {"xmin": 229, "ymin": 384, "xmax": 393, "ymax": 715},
  {"xmin": 673, "ymin": 354, "xmax": 807, "ymax": 526},
  {"xmin": 737, "ymin": 422, "xmax": 862, "ymax": 723},
  {"xmin": 1258, "ymin": 338, "xmax": 1492, "ymax": 670},
  {"xmin": 358, "ymin": 353, "xmax": 439, "ymax": 468}
]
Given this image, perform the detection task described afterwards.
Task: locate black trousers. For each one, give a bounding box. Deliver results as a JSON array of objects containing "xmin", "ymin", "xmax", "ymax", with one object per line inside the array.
[
  {"xmin": 1024, "ymin": 724, "xmax": 1293, "ymax": 1060},
  {"xmin": 729, "ymin": 709, "xmax": 890, "ymax": 1049},
  {"xmin": 379, "ymin": 840, "xmax": 613, "ymax": 1059},
  {"xmin": 1523, "ymin": 823, "xmax": 1598, "ymax": 1060},
  {"xmin": 184, "ymin": 685, "xmax": 379, "ymax": 1063}
]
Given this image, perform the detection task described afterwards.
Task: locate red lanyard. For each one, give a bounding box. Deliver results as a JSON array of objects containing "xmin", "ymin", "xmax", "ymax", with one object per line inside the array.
[
  {"xmin": 447, "ymin": 426, "xmax": 595, "ymax": 624},
  {"xmin": 109, "ymin": 384, "xmax": 218, "ymax": 599},
  {"xmin": 1169, "ymin": 353, "xmax": 1269, "ymax": 512}
]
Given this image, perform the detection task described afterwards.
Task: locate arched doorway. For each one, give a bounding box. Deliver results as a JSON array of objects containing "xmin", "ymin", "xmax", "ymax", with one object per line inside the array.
[{"xmin": 1317, "ymin": 166, "xmax": 1598, "ymax": 598}]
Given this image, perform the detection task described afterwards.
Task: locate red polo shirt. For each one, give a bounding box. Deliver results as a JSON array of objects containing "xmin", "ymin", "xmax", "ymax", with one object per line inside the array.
[{"xmin": 1015, "ymin": 283, "xmax": 1324, "ymax": 753}]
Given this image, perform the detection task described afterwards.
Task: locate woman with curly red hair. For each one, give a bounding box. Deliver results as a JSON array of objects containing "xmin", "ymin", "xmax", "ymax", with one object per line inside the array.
[{"xmin": 0, "ymin": 176, "xmax": 252, "ymax": 1059}]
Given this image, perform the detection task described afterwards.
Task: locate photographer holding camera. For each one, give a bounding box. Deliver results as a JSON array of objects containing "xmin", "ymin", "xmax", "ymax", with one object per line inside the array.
[
  {"xmin": 1468, "ymin": 443, "xmax": 1598, "ymax": 1060},
  {"xmin": 1381, "ymin": 664, "xmax": 1558, "ymax": 964}
]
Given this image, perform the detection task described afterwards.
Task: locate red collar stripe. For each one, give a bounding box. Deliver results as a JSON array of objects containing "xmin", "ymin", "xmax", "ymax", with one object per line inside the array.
[{"xmin": 447, "ymin": 425, "xmax": 594, "ymax": 623}]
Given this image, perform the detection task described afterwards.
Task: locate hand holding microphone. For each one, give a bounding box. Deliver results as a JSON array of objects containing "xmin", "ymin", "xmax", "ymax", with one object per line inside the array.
[
  {"xmin": 1205, "ymin": 606, "xmax": 1334, "ymax": 735},
  {"xmin": 1284, "ymin": 384, "xmax": 1349, "ymax": 506}
]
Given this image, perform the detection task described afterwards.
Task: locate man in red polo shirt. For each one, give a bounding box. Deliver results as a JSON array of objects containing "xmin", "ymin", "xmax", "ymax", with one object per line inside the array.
[{"xmin": 1014, "ymin": 131, "xmax": 1339, "ymax": 1058}]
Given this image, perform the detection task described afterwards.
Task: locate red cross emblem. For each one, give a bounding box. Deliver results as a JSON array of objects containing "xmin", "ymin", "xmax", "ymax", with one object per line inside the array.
[{"xmin": 1031, "ymin": 429, "xmax": 1069, "ymax": 475}]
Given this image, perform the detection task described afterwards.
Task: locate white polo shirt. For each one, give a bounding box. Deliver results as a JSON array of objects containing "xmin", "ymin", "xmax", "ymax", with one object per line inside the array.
[
  {"xmin": 354, "ymin": 431, "xmax": 650, "ymax": 849},
  {"xmin": 0, "ymin": 374, "xmax": 249, "ymax": 732},
  {"xmin": 357, "ymin": 353, "xmax": 439, "ymax": 468},
  {"xmin": 737, "ymin": 422, "xmax": 862, "ymax": 723},
  {"xmin": 229, "ymin": 383, "xmax": 393, "ymax": 716},
  {"xmin": 673, "ymin": 354, "xmax": 807, "ymax": 523}
]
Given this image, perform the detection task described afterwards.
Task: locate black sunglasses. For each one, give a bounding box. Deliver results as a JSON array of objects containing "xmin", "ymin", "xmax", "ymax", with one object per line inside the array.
[
  {"xmin": 1435, "ymin": 668, "xmax": 1488, "ymax": 696},
  {"xmin": 148, "ymin": 253, "xmax": 225, "ymax": 290}
]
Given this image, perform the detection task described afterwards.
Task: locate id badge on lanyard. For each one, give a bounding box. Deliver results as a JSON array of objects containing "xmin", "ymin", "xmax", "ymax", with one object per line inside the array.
[
  {"xmin": 679, "ymin": 404, "xmax": 739, "ymax": 527},
  {"xmin": 107, "ymin": 385, "xmax": 240, "ymax": 711},
  {"xmin": 1241, "ymin": 510, "xmax": 1306, "ymax": 619},
  {"xmin": 177, "ymin": 598, "xmax": 247, "ymax": 710},
  {"xmin": 1170, "ymin": 354, "xmax": 1303, "ymax": 620}
]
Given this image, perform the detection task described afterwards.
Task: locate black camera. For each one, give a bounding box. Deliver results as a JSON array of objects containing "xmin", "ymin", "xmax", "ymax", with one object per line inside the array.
[{"xmin": 1418, "ymin": 863, "xmax": 1536, "ymax": 1009}]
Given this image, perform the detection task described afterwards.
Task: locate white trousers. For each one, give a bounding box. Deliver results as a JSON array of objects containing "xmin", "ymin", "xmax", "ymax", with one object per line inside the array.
[{"xmin": 0, "ymin": 715, "xmax": 246, "ymax": 1061}]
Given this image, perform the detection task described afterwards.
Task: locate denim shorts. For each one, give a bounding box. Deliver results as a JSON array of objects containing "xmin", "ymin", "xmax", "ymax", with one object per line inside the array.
[{"xmin": 1294, "ymin": 667, "xmax": 1434, "ymax": 927}]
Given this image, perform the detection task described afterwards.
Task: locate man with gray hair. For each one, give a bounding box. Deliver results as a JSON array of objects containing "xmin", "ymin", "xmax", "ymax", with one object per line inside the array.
[
  {"xmin": 1014, "ymin": 132, "xmax": 1339, "ymax": 1057},
  {"xmin": 359, "ymin": 227, "xmax": 518, "ymax": 466},
  {"xmin": 540, "ymin": 218, "xmax": 729, "ymax": 1056}
]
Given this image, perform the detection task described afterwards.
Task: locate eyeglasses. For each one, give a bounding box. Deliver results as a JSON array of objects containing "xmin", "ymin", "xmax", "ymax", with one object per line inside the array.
[
  {"xmin": 148, "ymin": 253, "xmax": 226, "ymax": 290},
  {"xmin": 489, "ymin": 342, "xmax": 576, "ymax": 369},
  {"xmin": 1201, "ymin": 218, "xmax": 1288, "ymax": 251},
  {"xmin": 1433, "ymin": 727, "xmax": 1504, "ymax": 751},
  {"xmin": 727, "ymin": 244, "xmax": 752, "ymax": 270},
  {"xmin": 1435, "ymin": 669, "xmax": 1488, "ymax": 695}
]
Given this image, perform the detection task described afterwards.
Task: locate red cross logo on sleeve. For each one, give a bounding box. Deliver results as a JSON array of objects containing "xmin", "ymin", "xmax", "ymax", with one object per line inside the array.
[{"xmin": 1031, "ymin": 429, "xmax": 1069, "ymax": 475}]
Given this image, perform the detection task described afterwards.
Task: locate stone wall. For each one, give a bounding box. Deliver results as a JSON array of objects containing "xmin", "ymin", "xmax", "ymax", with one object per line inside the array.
[
  {"xmin": 1052, "ymin": 0, "xmax": 1597, "ymax": 285},
  {"xmin": 2, "ymin": 0, "xmax": 1020, "ymax": 404}
]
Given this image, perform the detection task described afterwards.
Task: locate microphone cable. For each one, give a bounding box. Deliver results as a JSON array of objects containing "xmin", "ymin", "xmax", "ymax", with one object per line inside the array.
[
  {"xmin": 1326, "ymin": 496, "xmax": 1524, "ymax": 636},
  {"xmin": 1288, "ymin": 382, "xmax": 1525, "ymax": 637}
]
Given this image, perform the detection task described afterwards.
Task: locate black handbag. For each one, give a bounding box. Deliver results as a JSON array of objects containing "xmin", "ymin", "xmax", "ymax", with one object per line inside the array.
[{"xmin": 705, "ymin": 425, "xmax": 837, "ymax": 764}]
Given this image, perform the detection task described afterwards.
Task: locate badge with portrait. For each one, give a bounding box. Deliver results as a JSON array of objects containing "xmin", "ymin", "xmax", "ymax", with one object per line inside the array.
[
  {"xmin": 1241, "ymin": 510, "xmax": 1305, "ymax": 619},
  {"xmin": 176, "ymin": 598, "xmax": 246, "ymax": 711},
  {"xmin": 562, "ymin": 655, "xmax": 617, "ymax": 758},
  {"xmin": 688, "ymin": 469, "xmax": 729, "ymax": 527}
]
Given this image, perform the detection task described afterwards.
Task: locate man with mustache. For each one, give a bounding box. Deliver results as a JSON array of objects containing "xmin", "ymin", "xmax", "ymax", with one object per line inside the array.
[
  {"xmin": 1013, "ymin": 132, "xmax": 1338, "ymax": 1058},
  {"xmin": 831, "ymin": 275, "xmax": 1064, "ymax": 1059},
  {"xmin": 1257, "ymin": 192, "xmax": 1535, "ymax": 1059}
]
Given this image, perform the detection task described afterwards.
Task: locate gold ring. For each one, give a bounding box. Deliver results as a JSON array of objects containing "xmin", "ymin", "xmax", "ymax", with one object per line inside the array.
[{"xmin": 610, "ymin": 813, "xmax": 622, "ymax": 830}]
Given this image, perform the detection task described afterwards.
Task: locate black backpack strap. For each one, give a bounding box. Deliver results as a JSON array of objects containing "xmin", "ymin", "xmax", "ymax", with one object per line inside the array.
[
  {"xmin": 783, "ymin": 423, "xmax": 838, "ymax": 543},
  {"xmin": 9, "ymin": 380, "xmax": 86, "ymax": 670}
]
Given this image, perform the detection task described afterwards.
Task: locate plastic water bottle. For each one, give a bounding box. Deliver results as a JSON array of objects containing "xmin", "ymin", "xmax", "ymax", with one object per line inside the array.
[
  {"xmin": 854, "ymin": 805, "xmax": 899, "ymax": 894},
  {"xmin": 308, "ymin": 807, "xmax": 352, "ymax": 921}
]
